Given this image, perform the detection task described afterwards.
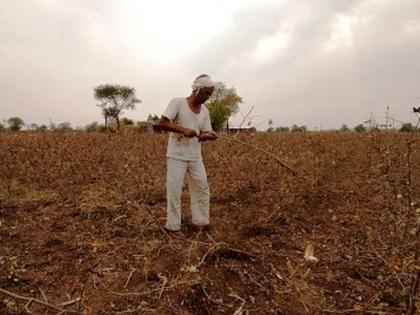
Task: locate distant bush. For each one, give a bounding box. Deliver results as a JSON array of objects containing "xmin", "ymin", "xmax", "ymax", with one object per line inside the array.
[
  {"xmin": 28, "ymin": 123, "xmax": 48, "ymax": 131},
  {"xmin": 340, "ymin": 124, "xmax": 350, "ymax": 132},
  {"xmin": 147, "ymin": 114, "xmax": 159, "ymax": 122},
  {"xmin": 121, "ymin": 117, "xmax": 134, "ymax": 126},
  {"xmin": 85, "ymin": 122, "xmax": 101, "ymax": 132},
  {"xmin": 275, "ymin": 126, "xmax": 290, "ymax": 132},
  {"xmin": 399, "ymin": 123, "xmax": 414, "ymax": 133},
  {"xmin": 291, "ymin": 124, "xmax": 307, "ymax": 132},
  {"xmin": 7, "ymin": 117, "xmax": 24, "ymax": 131},
  {"xmin": 354, "ymin": 124, "xmax": 366, "ymax": 133},
  {"xmin": 57, "ymin": 122, "xmax": 72, "ymax": 131}
]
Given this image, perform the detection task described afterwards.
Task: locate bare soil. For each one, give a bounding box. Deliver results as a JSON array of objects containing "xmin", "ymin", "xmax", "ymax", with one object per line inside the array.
[{"xmin": 0, "ymin": 132, "xmax": 419, "ymax": 314}]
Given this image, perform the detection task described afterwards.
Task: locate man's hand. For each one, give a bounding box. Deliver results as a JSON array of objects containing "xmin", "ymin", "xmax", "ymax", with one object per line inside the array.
[
  {"xmin": 159, "ymin": 117, "xmax": 198, "ymax": 138},
  {"xmin": 199, "ymin": 131, "xmax": 217, "ymax": 142},
  {"xmin": 182, "ymin": 128, "xmax": 198, "ymax": 138}
]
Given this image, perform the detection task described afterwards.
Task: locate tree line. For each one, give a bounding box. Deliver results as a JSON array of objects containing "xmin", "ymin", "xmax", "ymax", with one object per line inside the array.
[
  {"xmin": 2, "ymin": 116, "xmax": 417, "ymax": 133},
  {"xmin": 266, "ymin": 123, "xmax": 418, "ymax": 133},
  {"xmin": 1, "ymin": 83, "xmax": 417, "ymax": 133}
]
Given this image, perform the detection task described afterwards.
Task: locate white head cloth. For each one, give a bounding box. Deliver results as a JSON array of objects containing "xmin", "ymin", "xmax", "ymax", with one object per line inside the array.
[{"xmin": 192, "ymin": 75, "xmax": 216, "ymax": 91}]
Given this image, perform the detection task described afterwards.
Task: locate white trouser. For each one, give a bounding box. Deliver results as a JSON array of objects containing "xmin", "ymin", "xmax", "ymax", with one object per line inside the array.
[{"xmin": 165, "ymin": 158, "xmax": 210, "ymax": 231}]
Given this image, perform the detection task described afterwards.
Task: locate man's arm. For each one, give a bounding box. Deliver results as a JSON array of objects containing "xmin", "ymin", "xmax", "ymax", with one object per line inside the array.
[{"xmin": 158, "ymin": 116, "xmax": 197, "ymax": 138}]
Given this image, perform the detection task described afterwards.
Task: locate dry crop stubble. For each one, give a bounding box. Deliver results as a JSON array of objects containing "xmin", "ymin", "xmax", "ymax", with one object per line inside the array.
[{"xmin": 0, "ymin": 131, "xmax": 419, "ymax": 314}]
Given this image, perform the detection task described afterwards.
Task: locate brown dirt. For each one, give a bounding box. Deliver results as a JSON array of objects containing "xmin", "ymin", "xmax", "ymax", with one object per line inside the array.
[{"xmin": 0, "ymin": 132, "xmax": 419, "ymax": 314}]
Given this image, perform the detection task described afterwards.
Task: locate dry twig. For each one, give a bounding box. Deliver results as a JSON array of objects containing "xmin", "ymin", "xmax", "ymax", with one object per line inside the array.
[
  {"xmin": 218, "ymin": 134, "xmax": 297, "ymax": 175},
  {"xmin": 124, "ymin": 269, "xmax": 136, "ymax": 289},
  {"xmin": 0, "ymin": 287, "xmax": 81, "ymax": 314}
]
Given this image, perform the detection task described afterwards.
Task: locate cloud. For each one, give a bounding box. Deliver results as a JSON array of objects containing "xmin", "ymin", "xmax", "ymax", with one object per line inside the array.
[
  {"xmin": 182, "ymin": 0, "xmax": 420, "ymax": 128},
  {"xmin": 0, "ymin": 0, "xmax": 419, "ymax": 129}
]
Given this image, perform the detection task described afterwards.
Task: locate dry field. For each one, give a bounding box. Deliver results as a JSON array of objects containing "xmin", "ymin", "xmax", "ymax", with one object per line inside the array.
[{"xmin": 0, "ymin": 131, "xmax": 419, "ymax": 314}]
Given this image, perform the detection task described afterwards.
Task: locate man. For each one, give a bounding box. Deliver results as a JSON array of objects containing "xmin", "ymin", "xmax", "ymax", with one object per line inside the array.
[{"xmin": 158, "ymin": 74, "xmax": 218, "ymax": 231}]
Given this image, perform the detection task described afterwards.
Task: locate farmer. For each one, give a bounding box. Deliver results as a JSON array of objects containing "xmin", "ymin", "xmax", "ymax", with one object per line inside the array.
[{"xmin": 158, "ymin": 74, "xmax": 218, "ymax": 231}]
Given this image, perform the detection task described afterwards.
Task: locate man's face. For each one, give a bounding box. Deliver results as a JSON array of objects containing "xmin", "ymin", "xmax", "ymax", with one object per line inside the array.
[{"xmin": 196, "ymin": 87, "xmax": 214, "ymax": 104}]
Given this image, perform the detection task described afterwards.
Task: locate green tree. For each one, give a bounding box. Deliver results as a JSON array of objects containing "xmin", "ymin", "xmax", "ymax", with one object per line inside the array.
[
  {"xmin": 7, "ymin": 117, "xmax": 24, "ymax": 131},
  {"xmin": 340, "ymin": 124, "xmax": 349, "ymax": 132},
  {"xmin": 275, "ymin": 126, "xmax": 290, "ymax": 132},
  {"xmin": 399, "ymin": 123, "xmax": 414, "ymax": 133},
  {"xmin": 206, "ymin": 83, "xmax": 242, "ymax": 131},
  {"xmin": 0, "ymin": 122, "xmax": 5, "ymax": 132},
  {"xmin": 29, "ymin": 123, "xmax": 47, "ymax": 131},
  {"xmin": 291, "ymin": 124, "xmax": 307, "ymax": 132},
  {"xmin": 354, "ymin": 124, "xmax": 366, "ymax": 133},
  {"xmin": 37, "ymin": 125, "xmax": 48, "ymax": 131},
  {"xmin": 85, "ymin": 122, "xmax": 100, "ymax": 132},
  {"xmin": 147, "ymin": 114, "xmax": 159, "ymax": 122},
  {"xmin": 120, "ymin": 117, "xmax": 134, "ymax": 126},
  {"xmin": 94, "ymin": 84, "xmax": 141, "ymax": 130},
  {"xmin": 57, "ymin": 122, "xmax": 72, "ymax": 131}
]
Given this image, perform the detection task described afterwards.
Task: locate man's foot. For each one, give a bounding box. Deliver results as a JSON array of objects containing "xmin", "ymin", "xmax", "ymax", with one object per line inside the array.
[{"xmin": 163, "ymin": 225, "xmax": 181, "ymax": 233}]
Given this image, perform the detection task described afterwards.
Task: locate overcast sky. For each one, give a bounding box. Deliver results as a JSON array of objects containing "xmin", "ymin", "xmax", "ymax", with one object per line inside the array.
[{"xmin": 1, "ymin": 0, "xmax": 419, "ymax": 130}]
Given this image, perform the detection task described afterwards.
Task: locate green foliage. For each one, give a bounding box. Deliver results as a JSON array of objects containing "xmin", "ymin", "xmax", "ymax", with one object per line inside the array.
[
  {"xmin": 354, "ymin": 124, "xmax": 366, "ymax": 133},
  {"xmin": 0, "ymin": 122, "xmax": 5, "ymax": 132},
  {"xmin": 275, "ymin": 126, "xmax": 290, "ymax": 132},
  {"xmin": 29, "ymin": 123, "xmax": 47, "ymax": 131},
  {"xmin": 291, "ymin": 124, "xmax": 307, "ymax": 132},
  {"xmin": 57, "ymin": 122, "xmax": 72, "ymax": 131},
  {"xmin": 399, "ymin": 123, "xmax": 414, "ymax": 133},
  {"xmin": 27, "ymin": 123, "xmax": 46, "ymax": 132},
  {"xmin": 94, "ymin": 84, "xmax": 141, "ymax": 130},
  {"xmin": 85, "ymin": 122, "xmax": 98, "ymax": 132},
  {"xmin": 147, "ymin": 114, "xmax": 159, "ymax": 122},
  {"xmin": 120, "ymin": 117, "xmax": 134, "ymax": 126},
  {"xmin": 85, "ymin": 122, "xmax": 102, "ymax": 132},
  {"xmin": 340, "ymin": 124, "xmax": 349, "ymax": 132},
  {"xmin": 7, "ymin": 117, "xmax": 24, "ymax": 131},
  {"xmin": 206, "ymin": 83, "xmax": 242, "ymax": 131}
]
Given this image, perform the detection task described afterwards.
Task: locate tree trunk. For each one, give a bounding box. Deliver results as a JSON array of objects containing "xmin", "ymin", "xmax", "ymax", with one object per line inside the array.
[
  {"xmin": 105, "ymin": 114, "xmax": 108, "ymax": 128},
  {"xmin": 116, "ymin": 116, "xmax": 120, "ymax": 131}
]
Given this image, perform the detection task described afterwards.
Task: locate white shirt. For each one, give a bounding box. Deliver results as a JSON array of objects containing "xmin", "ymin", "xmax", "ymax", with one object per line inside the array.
[{"xmin": 162, "ymin": 97, "xmax": 213, "ymax": 161}]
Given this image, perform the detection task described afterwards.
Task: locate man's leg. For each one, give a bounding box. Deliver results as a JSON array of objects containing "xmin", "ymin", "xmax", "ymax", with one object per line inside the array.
[
  {"xmin": 187, "ymin": 160, "xmax": 210, "ymax": 226},
  {"xmin": 166, "ymin": 158, "xmax": 187, "ymax": 231}
]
